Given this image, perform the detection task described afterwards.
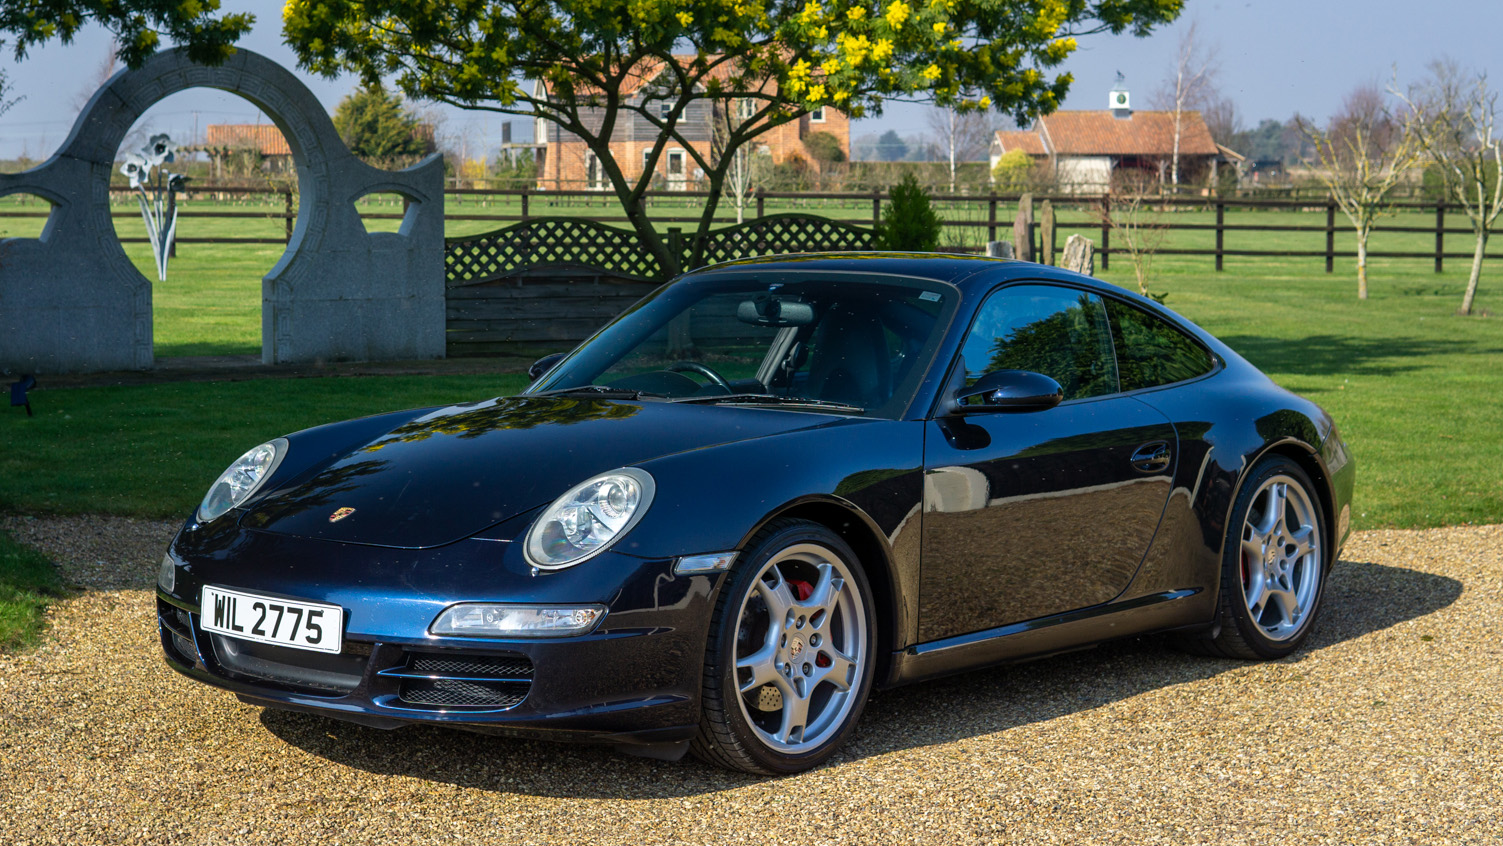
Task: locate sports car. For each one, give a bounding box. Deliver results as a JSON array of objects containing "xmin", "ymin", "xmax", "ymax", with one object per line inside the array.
[{"xmin": 158, "ymin": 254, "xmax": 1354, "ymax": 774}]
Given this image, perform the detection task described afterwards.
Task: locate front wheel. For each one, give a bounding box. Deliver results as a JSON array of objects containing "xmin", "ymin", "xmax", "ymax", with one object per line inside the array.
[
  {"xmin": 692, "ymin": 520, "xmax": 876, "ymax": 774},
  {"xmin": 1189, "ymin": 456, "xmax": 1328, "ymax": 659}
]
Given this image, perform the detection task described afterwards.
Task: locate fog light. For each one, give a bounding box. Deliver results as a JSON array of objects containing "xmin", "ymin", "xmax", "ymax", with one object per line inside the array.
[
  {"xmin": 157, "ymin": 554, "xmax": 176, "ymax": 593},
  {"xmin": 429, "ymin": 603, "xmax": 606, "ymax": 638}
]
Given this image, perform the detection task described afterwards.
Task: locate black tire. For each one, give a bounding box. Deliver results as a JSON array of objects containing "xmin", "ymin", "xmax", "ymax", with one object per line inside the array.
[
  {"xmin": 1182, "ymin": 455, "xmax": 1328, "ymax": 660},
  {"xmin": 691, "ymin": 519, "xmax": 877, "ymax": 774}
]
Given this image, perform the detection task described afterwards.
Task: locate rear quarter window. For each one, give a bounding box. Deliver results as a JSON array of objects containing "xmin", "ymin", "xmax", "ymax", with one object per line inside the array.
[{"xmin": 1106, "ymin": 299, "xmax": 1215, "ymax": 391}]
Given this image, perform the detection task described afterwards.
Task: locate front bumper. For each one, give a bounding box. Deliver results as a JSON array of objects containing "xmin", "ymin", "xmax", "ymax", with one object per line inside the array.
[{"xmin": 157, "ymin": 526, "xmax": 725, "ymax": 753}]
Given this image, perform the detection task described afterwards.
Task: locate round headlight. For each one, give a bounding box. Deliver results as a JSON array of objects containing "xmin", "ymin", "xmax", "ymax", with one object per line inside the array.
[
  {"xmin": 197, "ymin": 438, "xmax": 288, "ymax": 524},
  {"xmin": 524, "ymin": 468, "xmax": 656, "ymax": 569}
]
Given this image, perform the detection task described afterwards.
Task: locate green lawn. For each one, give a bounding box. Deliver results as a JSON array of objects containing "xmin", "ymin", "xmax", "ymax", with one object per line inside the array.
[
  {"xmin": 0, "ymin": 530, "xmax": 71, "ymax": 651},
  {"xmin": 2, "ymin": 194, "xmax": 1500, "ymax": 531},
  {"xmin": 0, "ymin": 374, "xmax": 530, "ymax": 519},
  {"xmin": 6, "ymin": 194, "xmax": 1492, "ymax": 356}
]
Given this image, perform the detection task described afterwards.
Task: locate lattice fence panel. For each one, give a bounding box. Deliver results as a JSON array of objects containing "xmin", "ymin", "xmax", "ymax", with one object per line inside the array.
[
  {"xmin": 445, "ymin": 213, "xmax": 878, "ymax": 286},
  {"xmin": 693, "ymin": 213, "xmax": 878, "ymax": 267},
  {"xmin": 446, "ymin": 217, "xmax": 663, "ymax": 285}
]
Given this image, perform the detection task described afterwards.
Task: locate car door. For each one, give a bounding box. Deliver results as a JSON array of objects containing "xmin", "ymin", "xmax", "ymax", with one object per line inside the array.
[{"xmin": 918, "ymin": 283, "xmax": 1178, "ymax": 643}]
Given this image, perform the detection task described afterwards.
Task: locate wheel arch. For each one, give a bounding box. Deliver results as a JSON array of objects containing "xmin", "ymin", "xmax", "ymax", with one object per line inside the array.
[
  {"xmin": 1236, "ymin": 439, "xmax": 1338, "ymax": 571},
  {"xmin": 739, "ymin": 497, "xmax": 903, "ymax": 688}
]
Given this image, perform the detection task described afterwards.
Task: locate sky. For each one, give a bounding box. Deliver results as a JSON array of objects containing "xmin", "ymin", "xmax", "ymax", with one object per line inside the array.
[{"xmin": 0, "ymin": 0, "xmax": 1497, "ymax": 161}]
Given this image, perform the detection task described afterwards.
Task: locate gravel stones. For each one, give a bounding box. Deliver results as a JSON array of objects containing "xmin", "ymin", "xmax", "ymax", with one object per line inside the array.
[{"xmin": 2, "ymin": 516, "xmax": 1500, "ymax": 845}]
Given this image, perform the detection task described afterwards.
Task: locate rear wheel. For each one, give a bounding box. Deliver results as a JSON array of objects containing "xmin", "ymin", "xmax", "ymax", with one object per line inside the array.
[
  {"xmin": 1188, "ymin": 456, "xmax": 1327, "ymax": 659},
  {"xmin": 692, "ymin": 520, "xmax": 876, "ymax": 774}
]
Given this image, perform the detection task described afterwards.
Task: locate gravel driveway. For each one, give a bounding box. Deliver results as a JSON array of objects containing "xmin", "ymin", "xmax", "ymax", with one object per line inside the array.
[{"xmin": 2, "ymin": 515, "xmax": 1499, "ymax": 845}]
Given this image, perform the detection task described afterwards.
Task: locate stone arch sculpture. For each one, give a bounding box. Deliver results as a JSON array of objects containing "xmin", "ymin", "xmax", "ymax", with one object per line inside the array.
[{"xmin": 0, "ymin": 48, "xmax": 445, "ymax": 373}]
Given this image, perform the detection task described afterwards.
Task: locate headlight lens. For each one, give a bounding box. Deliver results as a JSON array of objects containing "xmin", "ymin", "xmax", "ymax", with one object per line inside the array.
[
  {"xmin": 524, "ymin": 468, "xmax": 655, "ymax": 569},
  {"xmin": 197, "ymin": 438, "xmax": 287, "ymax": 524}
]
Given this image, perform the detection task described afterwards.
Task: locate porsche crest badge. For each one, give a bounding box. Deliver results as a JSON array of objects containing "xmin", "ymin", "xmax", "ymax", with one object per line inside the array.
[{"xmin": 329, "ymin": 507, "xmax": 357, "ymax": 523}]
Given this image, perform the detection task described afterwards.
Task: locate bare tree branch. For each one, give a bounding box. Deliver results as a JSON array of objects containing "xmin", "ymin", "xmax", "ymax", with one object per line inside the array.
[
  {"xmin": 1394, "ymin": 61, "xmax": 1503, "ymax": 315},
  {"xmin": 1151, "ymin": 19, "xmax": 1218, "ymax": 188},
  {"xmin": 1299, "ymin": 83, "xmax": 1423, "ymax": 299}
]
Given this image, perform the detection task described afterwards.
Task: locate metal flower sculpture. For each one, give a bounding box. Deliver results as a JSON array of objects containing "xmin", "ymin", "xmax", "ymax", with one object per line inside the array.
[{"xmin": 119, "ymin": 135, "xmax": 190, "ymax": 281}]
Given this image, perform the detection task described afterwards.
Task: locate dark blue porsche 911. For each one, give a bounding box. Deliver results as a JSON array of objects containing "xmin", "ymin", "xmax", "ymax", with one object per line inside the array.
[{"xmin": 158, "ymin": 254, "xmax": 1354, "ymax": 774}]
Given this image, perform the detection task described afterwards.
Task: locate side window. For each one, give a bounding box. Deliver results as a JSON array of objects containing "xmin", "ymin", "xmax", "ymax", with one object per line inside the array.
[
  {"xmin": 1105, "ymin": 299, "xmax": 1215, "ymax": 391},
  {"xmin": 959, "ymin": 285, "xmax": 1118, "ymax": 401}
]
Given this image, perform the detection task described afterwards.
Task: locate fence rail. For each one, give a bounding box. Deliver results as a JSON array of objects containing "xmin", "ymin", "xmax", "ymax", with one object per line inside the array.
[{"xmin": 4, "ymin": 186, "xmax": 1501, "ymax": 271}]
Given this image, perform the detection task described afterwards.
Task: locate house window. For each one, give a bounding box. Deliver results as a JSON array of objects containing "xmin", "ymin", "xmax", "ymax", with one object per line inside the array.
[
  {"xmin": 810, "ymin": 106, "xmax": 826, "ymax": 123},
  {"xmin": 667, "ymin": 150, "xmax": 686, "ymax": 189},
  {"xmin": 586, "ymin": 152, "xmax": 604, "ymax": 191},
  {"xmin": 659, "ymin": 102, "xmax": 672, "ymax": 120},
  {"xmin": 642, "ymin": 148, "xmax": 653, "ymax": 174}
]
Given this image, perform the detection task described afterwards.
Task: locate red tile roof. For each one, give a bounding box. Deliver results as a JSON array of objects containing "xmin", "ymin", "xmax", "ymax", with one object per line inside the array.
[
  {"xmin": 992, "ymin": 130, "xmax": 1048, "ymax": 156},
  {"xmin": 537, "ymin": 54, "xmax": 776, "ymax": 99},
  {"xmin": 1036, "ymin": 110, "xmax": 1218, "ymax": 156},
  {"xmin": 205, "ymin": 124, "xmax": 292, "ymax": 156}
]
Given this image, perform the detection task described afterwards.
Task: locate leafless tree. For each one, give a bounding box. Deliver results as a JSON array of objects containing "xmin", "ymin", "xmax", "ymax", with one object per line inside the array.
[
  {"xmin": 0, "ymin": 67, "xmax": 17, "ymax": 119},
  {"xmin": 1099, "ymin": 169, "xmax": 1170, "ymax": 300},
  {"xmin": 926, "ymin": 102, "xmax": 993, "ymax": 192},
  {"xmin": 1298, "ymin": 84, "xmax": 1422, "ymax": 299},
  {"xmin": 1395, "ymin": 61, "xmax": 1503, "ymax": 316},
  {"xmin": 74, "ymin": 41, "xmax": 121, "ymax": 112},
  {"xmin": 713, "ymin": 98, "xmax": 758, "ymax": 223},
  {"xmin": 1151, "ymin": 19, "xmax": 1218, "ymax": 188},
  {"xmin": 1201, "ymin": 93, "xmax": 1242, "ymax": 150}
]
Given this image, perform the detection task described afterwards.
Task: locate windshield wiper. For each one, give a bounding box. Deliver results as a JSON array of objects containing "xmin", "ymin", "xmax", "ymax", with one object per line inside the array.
[
  {"xmin": 671, "ymin": 393, "xmax": 865, "ymax": 413},
  {"xmin": 532, "ymin": 385, "xmax": 666, "ymax": 400}
]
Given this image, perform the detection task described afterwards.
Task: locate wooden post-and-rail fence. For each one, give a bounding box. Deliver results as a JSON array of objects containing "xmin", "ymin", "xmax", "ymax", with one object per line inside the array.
[{"xmin": 3, "ymin": 187, "xmax": 1501, "ymax": 272}]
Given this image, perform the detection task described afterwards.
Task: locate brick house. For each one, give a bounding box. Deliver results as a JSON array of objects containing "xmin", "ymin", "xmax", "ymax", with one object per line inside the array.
[
  {"xmin": 989, "ymin": 83, "xmax": 1222, "ymax": 192},
  {"xmin": 204, "ymin": 124, "xmax": 294, "ymax": 171},
  {"xmin": 533, "ymin": 59, "xmax": 850, "ymax": 190}
]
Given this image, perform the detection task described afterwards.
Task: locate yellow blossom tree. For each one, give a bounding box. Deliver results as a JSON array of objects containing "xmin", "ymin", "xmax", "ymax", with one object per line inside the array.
[{"xmin": 284, "ymin": 0, "xmax": 1182, "ymax": 275}]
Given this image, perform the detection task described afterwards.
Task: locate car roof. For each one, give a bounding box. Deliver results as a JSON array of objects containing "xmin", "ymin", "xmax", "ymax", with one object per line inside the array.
[
  {"xmin": 687, "ymin": 251, "xmax": 1232, "ymax": 358},
  {"xmin": 689, "ymin": 252, "xmax": 1104, "ymax": 297}
]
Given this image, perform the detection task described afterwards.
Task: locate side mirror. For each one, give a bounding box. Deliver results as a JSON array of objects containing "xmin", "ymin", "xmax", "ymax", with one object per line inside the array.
[
  {"xmin": 528, "ymin": 352, "xmax": 567, "ymax": 381},
  {"xmin": 952, "ymin": 370, "xmax": 1063, "ymax": 413}
]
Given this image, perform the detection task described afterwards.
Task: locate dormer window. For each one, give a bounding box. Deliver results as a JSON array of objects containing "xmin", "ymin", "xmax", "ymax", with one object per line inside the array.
[{"xmin": 810, "ymin": 106, "xmax": 826, "ymax": 123}]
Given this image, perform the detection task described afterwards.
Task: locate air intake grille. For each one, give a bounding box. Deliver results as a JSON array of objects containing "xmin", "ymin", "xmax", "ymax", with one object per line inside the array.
[
  {"xmin": 399, "ymin": 678, "xmax": 530, "ymax": 708},
  {"xmin": 388, "ymin": 651, "xmax": 533, "ymax": 710},
  {"xmin": 158, "ymin": 600, "xmax": 198, "ymax": 664},
  {"xmin": 409, "ymin": 654, "xmax": 534, "ymax": 679}
]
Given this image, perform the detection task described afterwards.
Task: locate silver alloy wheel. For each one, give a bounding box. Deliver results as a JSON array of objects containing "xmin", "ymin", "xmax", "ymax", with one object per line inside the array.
[
  {"xmin": 732, "ymin": 542, "xmax": 868, "ymax": 754},
  {"xmin": 1239, "ymin": 474, "xmax": 1322, "ymax": 642}
]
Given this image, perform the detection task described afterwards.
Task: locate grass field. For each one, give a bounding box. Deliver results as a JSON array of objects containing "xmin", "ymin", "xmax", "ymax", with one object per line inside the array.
[
  {"xmin": 0, "ymin": 530, "xmax": 70, "ymax": 651},
  {"xmin": 3, "ymin": 193, "xmax": 1494, "ymax": 356},
  {"xmin": 1, "ymin": 193, "xmax": 1500, "ymax": 531}
]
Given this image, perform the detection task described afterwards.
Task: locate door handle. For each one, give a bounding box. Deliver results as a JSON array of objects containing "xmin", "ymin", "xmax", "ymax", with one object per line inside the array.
[{"xmin": 1130, "ymin": 441, "xmax": 1172, "ymax": 473}]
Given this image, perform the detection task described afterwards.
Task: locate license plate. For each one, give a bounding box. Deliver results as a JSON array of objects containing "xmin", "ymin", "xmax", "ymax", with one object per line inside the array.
[{"xmin": 200, "ymin": 586, "xmax": 343, "ymax": 654}]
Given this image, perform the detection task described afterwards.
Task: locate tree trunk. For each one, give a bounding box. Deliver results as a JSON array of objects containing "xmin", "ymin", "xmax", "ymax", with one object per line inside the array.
[
  {"xmin": 949, "ymin": 111, "xmax": 958, "ymax": 194},
  {"xmin": 1356, "ymin": 228, "xmax": 1370, "ymax": 300},
  {"xmin": 1171, "ymin": 111, "xmax": 1182, "ymax": 187},
  {"xmin": 1460, "ymin": 228, "xmax": 1487, "ymax": 315}
]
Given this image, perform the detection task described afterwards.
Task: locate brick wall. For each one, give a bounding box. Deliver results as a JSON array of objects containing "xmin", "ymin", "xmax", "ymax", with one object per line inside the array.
[{"xmin": 539, "ymin": 104, "xmax": 850, "ymax": 189}]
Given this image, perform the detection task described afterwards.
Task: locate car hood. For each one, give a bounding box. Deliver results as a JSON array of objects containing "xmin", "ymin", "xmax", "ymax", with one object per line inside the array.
[{"xmin": 239, "ymin": 395, "xmax": 837, "ymax": 549}]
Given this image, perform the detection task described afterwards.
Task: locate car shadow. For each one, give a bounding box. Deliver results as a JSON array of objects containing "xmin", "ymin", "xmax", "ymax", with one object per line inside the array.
[{"xmin": 258, "ymin": 557, "xmax": 1460, "ymax": 796}]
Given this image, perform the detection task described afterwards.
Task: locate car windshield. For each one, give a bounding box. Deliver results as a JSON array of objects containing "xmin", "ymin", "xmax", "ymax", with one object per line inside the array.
[{"xmin": 527, "ymin": 271, "xmax": 956, "ymax": 418}]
